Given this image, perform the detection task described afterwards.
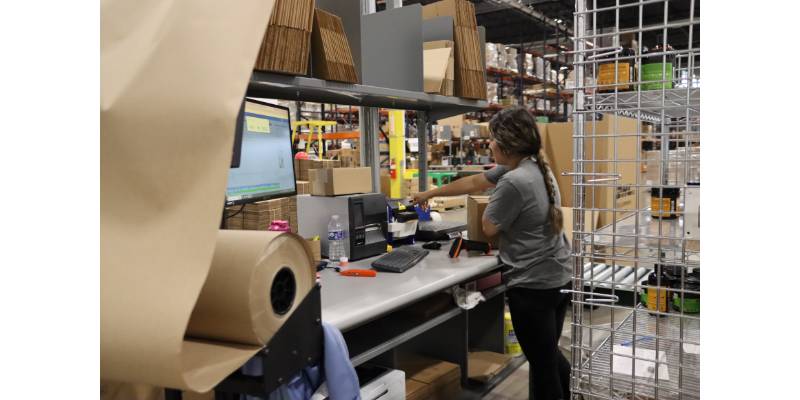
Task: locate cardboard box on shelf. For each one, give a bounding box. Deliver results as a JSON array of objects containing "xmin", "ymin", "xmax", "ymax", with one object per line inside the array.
[
  {"xmin": 224, "ymin": 195, "xmax": 298, "ymax": 233},
  {"xmin": 295, "ymin": 180, "xmax": 311, "ymax": 195},
  {"xmin": 311, "ymin": 8, "xmax": 359, "ymax": 83},
  {"xmin": 310, "ymin": 167, "xmax": 372, "ymax": 196},
  {"xmin": 327, "ymin": 148, "xmax": 361, "ymax": 167},
  {"xmin": 398, "ymin": 354, "xmax": 462, "ymax": 400},
  {"xmin": 467, "ymin": 351, "xmax": 513, "ymax": 383},
  {"xmin": 380, "ymin": 173, "xmax": 434, "ymax": 198},
  {"xmin": 254, "ymin": 0, "xmax": 315, "ymax": 75},
  {"xmin": 422, "ymin": 0, "xmax": 477, "ymax": 27},
  {"xmin": 423, "ymin": 46, "xmax": 453, "ymax": 94},
  {"xmin": 467, "ymin": 195, "xmax": 498, "ymax": 248},
  {"xmin": 295, "ymin": 158, "xmax": 341, "ymax": 181},
  {"xmin": 477, "ymin": 122, "xmax": 490, "ymax": 138},
  {"xmin": 543, "ymin": 114, "xmax": 640, "ymax": 229},
  {"xmin": 406, "ymin": 378, "xmax": 434, "ymax": 400},
  {"xmin": 426, "ymin": 40, "xmax": 456, "ymax": 96},
  {"xmin": 423, "ymin": 0, "xmax": 486, "ymax": 100}
]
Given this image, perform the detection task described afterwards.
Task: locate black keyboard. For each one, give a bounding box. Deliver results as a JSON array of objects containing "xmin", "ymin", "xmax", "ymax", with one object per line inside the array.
[{"xmin": 371, "ymin": 247, "xmax": 430, "ymax": 273}]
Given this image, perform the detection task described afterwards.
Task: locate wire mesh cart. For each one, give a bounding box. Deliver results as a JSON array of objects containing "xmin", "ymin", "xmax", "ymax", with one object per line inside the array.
[{"xmin": 565, "ymin": 0, "xmax": 700, "ymax": 399}]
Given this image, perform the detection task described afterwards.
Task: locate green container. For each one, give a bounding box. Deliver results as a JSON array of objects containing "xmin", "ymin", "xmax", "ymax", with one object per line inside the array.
[
  {"xmin": 641, "ymin": 62, "xmax": 673, "ymax": 90},
  {"xmin": 673, "ymin": 295, "xmax": 700, "ymax": 313}
]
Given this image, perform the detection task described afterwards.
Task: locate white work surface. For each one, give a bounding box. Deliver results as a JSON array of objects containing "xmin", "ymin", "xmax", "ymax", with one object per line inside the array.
[{"xmin": 319, "ymin": 243, "xmax": 503, "ymax": 331}]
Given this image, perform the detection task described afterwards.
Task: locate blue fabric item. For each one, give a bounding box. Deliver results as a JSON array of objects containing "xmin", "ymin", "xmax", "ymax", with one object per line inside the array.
[
  {"xmin": 321, "ymin": 322, "xmax": 361, "ymax": 400},
  {"xmin": 241, "ymin": 323, "xmax": 360, "ymax": 400}
]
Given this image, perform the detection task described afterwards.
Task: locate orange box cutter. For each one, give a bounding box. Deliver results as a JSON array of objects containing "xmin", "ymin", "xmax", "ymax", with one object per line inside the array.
[{"xmin": 339, "ymin": 269, "xmax": 377, "ymax": 277}]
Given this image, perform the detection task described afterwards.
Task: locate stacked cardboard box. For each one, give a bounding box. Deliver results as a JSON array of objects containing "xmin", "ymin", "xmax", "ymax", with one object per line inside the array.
[
  {"xmin": 327, "ymin": 148, "xmax": 360, "ymax": 167},
  {"xmin": 293, "ymin": 158, "xmax": 341, "ymax": 181},
  {"xmin": 380, "ymin": 174, "xmax": 435, "ymax": 198},
  {"xmin": 423, "ymin": 0, "xmax": 486, "ymax": 99},
  {"xmin": 467, "ymin": 351, "xmax": 513, "ymax": 383},
  {"xmin": 255, "ymin": 0, "xmax": 315, "ymax": 75},
  {"xmin": 309, "ymin": 167, "xmax": 372, "ymax": 196},
  {"xmin": 225, "ymin": 196, "xmax": 298, "ymax": 233},
  {"xmin": 311, "ymin": 8, "xmax": 358, "ymax": 83},
  {"xmin": 399, "ymin": 354, "xmax": 462, "ymax": 400},
  {"xmin": 437, "ymin": 113, "xmax": 466, "ymax": 138},
  {"xmin": 295, "ymin": 180, "xmax": 311, "ymax": 195}
]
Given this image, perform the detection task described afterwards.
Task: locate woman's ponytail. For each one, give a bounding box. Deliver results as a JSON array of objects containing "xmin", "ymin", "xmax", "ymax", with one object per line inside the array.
[{"xmin": 534, "ymin": 149, "xmax": 563, "ymax": 234}]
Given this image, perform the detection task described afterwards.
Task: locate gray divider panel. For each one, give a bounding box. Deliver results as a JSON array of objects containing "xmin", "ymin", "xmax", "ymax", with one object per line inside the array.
[
  {"xmin": 360, "ymin": 5, "xmax": 423, "ymax": 92},
  {"xmin": 423, "ymin": 15, "xmax": 454, "ymax": 42}
]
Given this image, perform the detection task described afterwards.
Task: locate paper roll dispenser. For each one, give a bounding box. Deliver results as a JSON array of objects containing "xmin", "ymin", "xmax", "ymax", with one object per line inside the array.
[{"xmin": 298, "ymin": 193, "xmax": 388, "ymax": 261}]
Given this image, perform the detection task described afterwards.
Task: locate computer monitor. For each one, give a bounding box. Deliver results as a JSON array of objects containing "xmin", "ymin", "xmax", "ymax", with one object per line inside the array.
[
  {"xmin": 226, "ymin": 98, "xmax": 296, "ymax": 205},
  {"xmin": 230, "ymin": 101, "xmax": 245, "ymax": 168}
]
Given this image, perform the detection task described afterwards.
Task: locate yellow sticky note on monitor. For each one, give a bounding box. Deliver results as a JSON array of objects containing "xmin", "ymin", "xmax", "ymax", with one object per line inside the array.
[{"xmin": 246, "ymin": 116, "xmax": 270, "ymax": 133}]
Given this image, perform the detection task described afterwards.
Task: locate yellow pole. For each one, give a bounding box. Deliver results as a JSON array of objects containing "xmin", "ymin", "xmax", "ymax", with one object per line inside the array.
[{"xmin": 388, "ymin": 110, "xmax": 406, "ymax": 199}]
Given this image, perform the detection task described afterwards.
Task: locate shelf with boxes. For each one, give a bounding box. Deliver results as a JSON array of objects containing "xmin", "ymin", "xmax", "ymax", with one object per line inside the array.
[
  {"xmin": 579, "ymin": 87, "xmax": 700, "ymax": 121},
  {"xmin": 484, "ymin": 40, "xmax": 572, "ymax": 119},
  {"xmin": 248, "ymin": 71, "xmax": 486, "ymax": 121}
]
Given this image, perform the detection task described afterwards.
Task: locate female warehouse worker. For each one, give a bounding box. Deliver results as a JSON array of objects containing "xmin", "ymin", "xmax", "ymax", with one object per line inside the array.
[{"xmin": 413, "ymin": 106, "xmax": 572, "ymax": 400}]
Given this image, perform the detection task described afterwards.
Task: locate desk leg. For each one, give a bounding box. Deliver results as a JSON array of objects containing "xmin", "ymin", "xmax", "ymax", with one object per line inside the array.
[{"xmin": 466, "ymin": 292, "xmax": 505, "ymax": 354}]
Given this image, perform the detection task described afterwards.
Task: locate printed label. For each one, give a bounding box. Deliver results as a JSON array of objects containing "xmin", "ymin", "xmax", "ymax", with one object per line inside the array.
[{"xmin": 328, "ymin": 230, "xmax": 345, "ymax": 241}]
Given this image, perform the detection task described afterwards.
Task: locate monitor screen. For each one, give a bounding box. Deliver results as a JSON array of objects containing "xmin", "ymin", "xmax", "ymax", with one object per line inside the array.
[{"xmin": 226, "ymin": 99, "xmax": 296, "ymax": 205}]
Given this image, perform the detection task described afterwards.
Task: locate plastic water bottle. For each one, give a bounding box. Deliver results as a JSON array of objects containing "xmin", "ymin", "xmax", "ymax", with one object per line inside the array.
[{"xmin": 327, "ymin": 215, "xmax": 347, "ymax": 262}]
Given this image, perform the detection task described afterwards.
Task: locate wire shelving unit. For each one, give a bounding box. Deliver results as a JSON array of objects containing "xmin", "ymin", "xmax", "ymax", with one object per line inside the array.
[{"xmin": 566, "ymin": 0, "xmax": 700, "ymax": 399}]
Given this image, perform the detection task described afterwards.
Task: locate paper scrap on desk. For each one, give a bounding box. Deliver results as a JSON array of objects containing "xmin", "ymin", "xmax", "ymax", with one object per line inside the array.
[
  {"xmin": 683, "ymin": 343, "xmax": 700, "ymax": 355},
  {"xmin": 612, "ymin": 345, "xmax": 670, "ymax": 381},
  {"xmin": 100, "ymin": 0, "xmax": 321, "ymax": 393}
]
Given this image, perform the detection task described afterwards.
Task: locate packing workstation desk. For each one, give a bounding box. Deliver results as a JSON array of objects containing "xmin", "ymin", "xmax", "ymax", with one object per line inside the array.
[{"xmin": 319, "ymin": 242, "xmax": 508, "ymax": 386}]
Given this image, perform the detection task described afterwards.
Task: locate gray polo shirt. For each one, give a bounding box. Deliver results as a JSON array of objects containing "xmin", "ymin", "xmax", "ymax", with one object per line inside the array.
[{"xmin": 483, "ymin": 159, "xmax": 572, "ymax": 289}]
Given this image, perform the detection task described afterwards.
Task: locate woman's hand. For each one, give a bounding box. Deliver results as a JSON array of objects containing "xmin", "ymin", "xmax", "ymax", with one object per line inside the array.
[{"xmin": 411, "ymin": 191, "xmax": 434, "ymax": 210}]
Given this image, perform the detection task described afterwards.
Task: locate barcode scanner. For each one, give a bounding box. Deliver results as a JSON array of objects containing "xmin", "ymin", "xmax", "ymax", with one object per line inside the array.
[{"xmin": 448, "ymin": 237, "xmax": 492, "ymax": 258}]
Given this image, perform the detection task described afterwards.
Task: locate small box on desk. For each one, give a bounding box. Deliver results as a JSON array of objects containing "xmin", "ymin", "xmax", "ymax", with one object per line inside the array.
[
  {"xmin": 467, "ymin": 195, "xmax": 498, "ymax": 248},
  {"xmin": 310, "ymin": 167, "xmax": 372, "ymax": 196}
]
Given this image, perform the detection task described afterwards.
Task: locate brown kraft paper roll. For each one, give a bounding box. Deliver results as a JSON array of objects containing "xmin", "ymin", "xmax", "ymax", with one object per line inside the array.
[{"xmin": 100, "ymin": 0, "xmax": 313, "ymax": 393}]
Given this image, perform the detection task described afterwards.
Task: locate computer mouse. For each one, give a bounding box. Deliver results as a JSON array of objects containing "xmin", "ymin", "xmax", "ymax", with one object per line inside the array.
[{"xmin": 422, "ymin": 242, "xmax": 442, "ymax": 250}]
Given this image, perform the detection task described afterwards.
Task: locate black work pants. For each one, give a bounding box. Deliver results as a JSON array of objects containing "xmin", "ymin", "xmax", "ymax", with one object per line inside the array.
[{"xmin": 507, "ymin": 283, "xmax": 572, "ymax": 400}]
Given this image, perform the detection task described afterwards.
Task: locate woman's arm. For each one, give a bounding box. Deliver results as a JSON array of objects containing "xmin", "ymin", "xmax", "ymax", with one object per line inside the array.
[
  {"xmin": 411, "ymin": 173, "xmax": 494, "ymax": 206},
  {"xmin": 481, "ymin": 212, "xmax": 500, "ymax": 238}
]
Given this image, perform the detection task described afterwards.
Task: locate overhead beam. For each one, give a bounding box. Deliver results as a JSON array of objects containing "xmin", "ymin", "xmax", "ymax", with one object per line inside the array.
[{"xmin": 479, "ymin": 0, "xmax": 573, "ymax": 36}]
